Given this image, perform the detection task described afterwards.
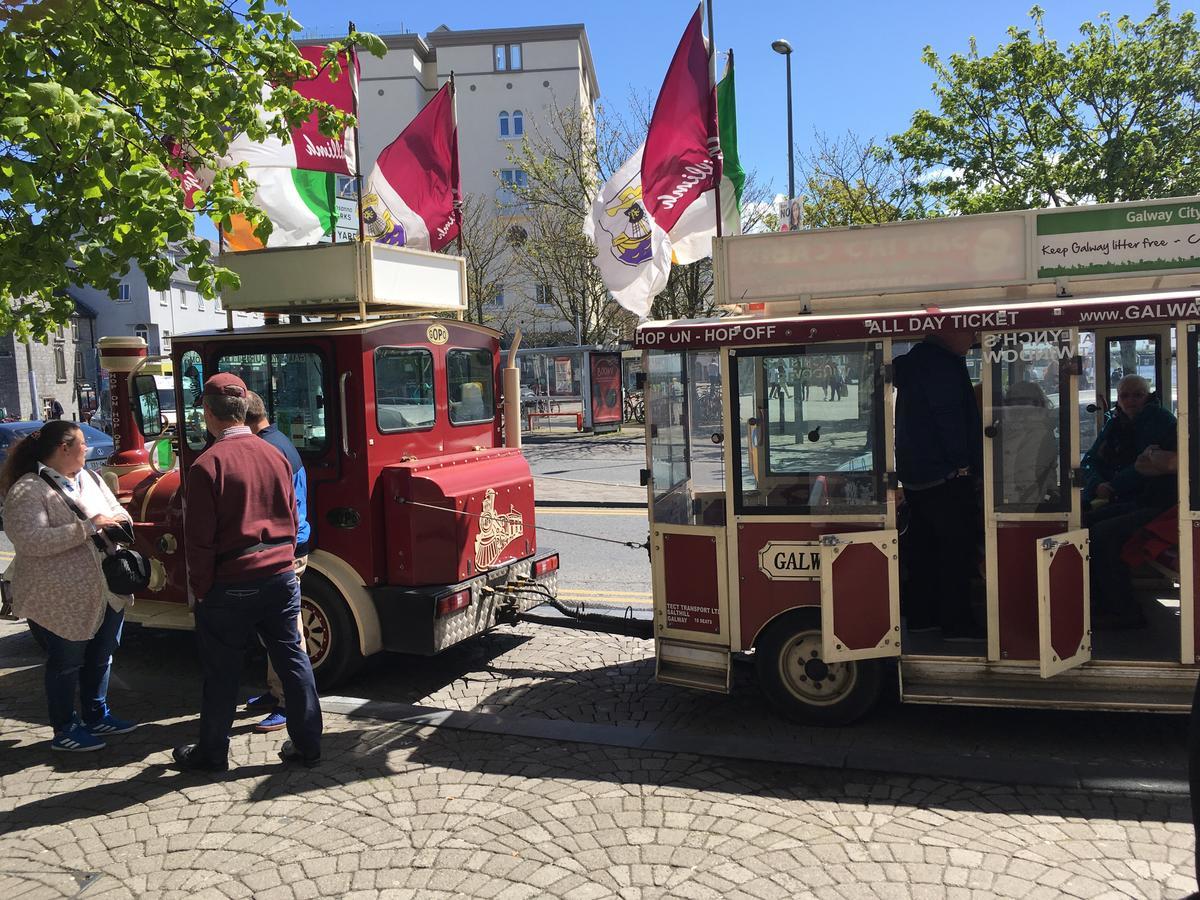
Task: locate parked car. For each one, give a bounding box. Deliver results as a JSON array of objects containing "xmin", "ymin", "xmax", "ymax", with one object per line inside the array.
[{"xmin": 0, "ymin": 421, "xmax": 114, "ymax": 471}]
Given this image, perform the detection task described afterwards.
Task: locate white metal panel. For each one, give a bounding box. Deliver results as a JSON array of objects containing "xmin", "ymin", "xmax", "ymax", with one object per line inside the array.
[{"xmin": 367, "ymin": 242, "xmax": 466, "ymax": 312}]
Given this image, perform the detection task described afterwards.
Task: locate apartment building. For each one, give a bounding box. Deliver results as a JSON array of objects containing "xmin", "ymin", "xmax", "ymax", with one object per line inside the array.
[
  {"xmin": 325, "ymin": 23, "xmax": 600, "ymax": 341},
  {"xmin": 0, "ymin": 300, "xmax": 97, "ymax": 421}
]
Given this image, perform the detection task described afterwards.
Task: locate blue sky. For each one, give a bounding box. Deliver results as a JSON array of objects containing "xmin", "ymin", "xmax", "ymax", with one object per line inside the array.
[{"xmin": 285, "ymin": 0, "xmax": 1162, "ymax": 196}]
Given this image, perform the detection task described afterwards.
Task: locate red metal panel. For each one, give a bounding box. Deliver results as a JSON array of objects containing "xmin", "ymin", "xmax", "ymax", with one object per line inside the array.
[
  {"xmin": 663, "ymin": 532, "xmax": 720, "ymax": 633},
  {"xmin": 1048, "ymin": 544, "xmax": 1086, "ymax": 661},
  {"xmin": 737, "ymin": 521, "xmax": 878, "ymax": 649},
  {"xmin": 997, "ymin": 521, "xmax": 1067, "ymax": 660},
  {"xmin": 382, "ymin": 449, "xmax": 535, "ymax": 586},
  {"xmin": 830, "ymin": 542, "xmax": 891, "ymax": 651}
]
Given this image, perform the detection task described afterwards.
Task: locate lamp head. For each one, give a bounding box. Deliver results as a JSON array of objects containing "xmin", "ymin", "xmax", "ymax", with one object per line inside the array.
[{"xmin": 771, "ymin": 38, "xmax": 793, "ymax": 55}]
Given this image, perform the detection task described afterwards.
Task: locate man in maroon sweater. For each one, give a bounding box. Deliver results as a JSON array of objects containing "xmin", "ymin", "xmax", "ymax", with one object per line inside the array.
[{"xmin": 173, "ymin": 372, "xmax": 322, "ymax": 772}]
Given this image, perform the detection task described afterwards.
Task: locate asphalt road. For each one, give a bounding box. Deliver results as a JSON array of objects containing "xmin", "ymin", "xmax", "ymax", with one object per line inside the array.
[{"xmin": 534, "ymin": 507, "xmax": 651, "ymax": 609}]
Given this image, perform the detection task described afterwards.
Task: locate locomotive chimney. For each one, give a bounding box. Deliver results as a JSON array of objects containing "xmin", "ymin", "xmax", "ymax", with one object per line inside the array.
[
  {"xmin": 97, "ymin": 335, "xmax": 149, "ymax": 468},
  {"xmin": 504, "ymin": 328, "xmax": 523, "ymax": 449}
]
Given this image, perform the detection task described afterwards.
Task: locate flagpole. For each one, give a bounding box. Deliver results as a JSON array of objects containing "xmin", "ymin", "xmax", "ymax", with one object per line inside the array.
[
  {"xmin": 450, "ymin": 71, "xmax": 464, "ymax": 259},
  {"xmin": 705, "ymin": 0, "xmax": 723, "ymax": 239},
  {"xmin": 349, "ymin": 20, "xmax": 366, "ymax": 245}
]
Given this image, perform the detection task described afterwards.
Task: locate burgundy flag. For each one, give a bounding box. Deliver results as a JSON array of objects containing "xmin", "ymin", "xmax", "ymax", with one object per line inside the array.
[
  {"xmin": 640, "ymin": 5, "xmax": 721, "ymax": 234},
  {"xmin": 362, "ymin": 83, "xmax": 461, "ymax": 251}
]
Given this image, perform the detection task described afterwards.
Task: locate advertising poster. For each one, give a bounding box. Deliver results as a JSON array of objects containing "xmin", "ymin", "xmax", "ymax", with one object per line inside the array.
[
  {"xmin": 590, "ymin": 352, "xmax": 622, "ymax": 424},
  {"xmin": 553, "ymin": 356, "xmax": 573, "ymax": 395}
]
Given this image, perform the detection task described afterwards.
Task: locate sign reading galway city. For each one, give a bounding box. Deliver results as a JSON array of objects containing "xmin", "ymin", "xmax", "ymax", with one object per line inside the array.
[{"xmin": 1036, "ymin": 200, "xmax": 1200, "ymax": 279}]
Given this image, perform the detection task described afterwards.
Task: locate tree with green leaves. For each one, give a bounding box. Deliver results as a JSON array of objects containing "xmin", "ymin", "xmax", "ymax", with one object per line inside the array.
[
  {"xmin": 892, "ymin": 2, "xmax": 1200, "ymax": 215},
  {"xmin": 0, "ymin": 0, "xmax": 382, "ymax": 337}
]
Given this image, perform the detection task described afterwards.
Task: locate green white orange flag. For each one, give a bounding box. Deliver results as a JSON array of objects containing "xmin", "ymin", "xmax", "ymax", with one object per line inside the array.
[{"xmin": 222, "ymin": 169, "xmax": 337, "ymax": 252}]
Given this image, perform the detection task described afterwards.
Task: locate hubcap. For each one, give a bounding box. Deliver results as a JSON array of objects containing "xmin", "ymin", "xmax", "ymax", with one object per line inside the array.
[
  {"xmin": 778, "ymin": 628, "xmax": 857, "ymax": 707},
  {"xmin": 301, "ymin": 597, "xmax": 330, "ymax": 667}
]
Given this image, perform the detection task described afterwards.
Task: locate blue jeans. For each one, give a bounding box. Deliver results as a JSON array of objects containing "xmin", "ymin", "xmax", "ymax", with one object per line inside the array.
[
  {"xmin": 194, "ymin": 570, "xmax": 322, "ymax": 765},
  {"xmin": 29, "ymin": 603, "xmax": 125, "ymax": 733}
]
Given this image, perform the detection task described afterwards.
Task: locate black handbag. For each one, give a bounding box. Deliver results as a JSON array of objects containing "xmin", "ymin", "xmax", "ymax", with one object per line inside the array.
[{"xmin": 39, "ymin": 470, "xmax": 151, "ymax": 595}]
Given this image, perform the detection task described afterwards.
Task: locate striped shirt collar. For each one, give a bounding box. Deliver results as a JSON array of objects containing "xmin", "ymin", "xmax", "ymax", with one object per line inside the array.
[{"xmin": 218, "ymin": 425, "xmax": 253, "ymax": 441}]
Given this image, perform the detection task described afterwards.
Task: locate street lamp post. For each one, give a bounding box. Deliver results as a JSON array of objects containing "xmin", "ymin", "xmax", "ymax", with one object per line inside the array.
[{"xmin": 771, "ymin": 38, "xmax": 795, "ymax": 225}]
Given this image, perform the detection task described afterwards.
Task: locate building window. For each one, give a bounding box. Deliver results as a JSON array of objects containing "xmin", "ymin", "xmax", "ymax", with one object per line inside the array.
[
  {"xmin": 198, "ymin": 294, "xmax": 205, "ymax": 311},
  {"xmin": 160, "ymin": 289, "xmax": 169, "ymax": 306},
  {"xmin": 535, "ymin": 284, "xmax": 554, "ymax": 307},
  {"xmin": 134, "ymin": 323, "xmax": 149, "ymax": 344},
  {"xmin": 498, "ymin": 111, "xmax": 510, "ymax": 138},
  {"xmin": 116, "ymin": 283, "xmax": 130, "ymax": 302},
  {"xmin": 494, "ymin": 43, "xmax": 522, "ymax": 71},
  {"xmin": 162, "ymin": 330, "xmax": 171, "ymax": 353},
  {"xmin": 512, "ymin": 110, "xmax": 524, "ymax": 136},
  {"xmin": 215, "ymin": 297, "xmax": 223, "ymax": 313},
  {"xmin": 74, "ymin": 350, "xmax": 84, "ymax": 381},
  {"xmin": 498, "ymin": 168, "xmax": 528, "ymax": 209},
  {"xmin": 54, "ymin": 325, "xmax": 65, "ymax": 341},
  {"xmin": 71, "ymin": 318, "xmax": 79, "ymax": 341},
  {"xmin": 488, "ymin": 288, "xmax": 505, "ymax": 307},
  {"xmin": 177, "ymin": 287, "xmax": 186, "ymax": 308},
  {"xmin": 54, "ymin": 347, "xmax": 67, "ymax": 383}
]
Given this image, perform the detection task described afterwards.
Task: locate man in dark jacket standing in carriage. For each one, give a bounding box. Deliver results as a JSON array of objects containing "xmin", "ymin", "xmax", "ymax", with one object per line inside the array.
[{"xmin": 894, "ymin": 331, "xmax": 985, "ymax": 642}]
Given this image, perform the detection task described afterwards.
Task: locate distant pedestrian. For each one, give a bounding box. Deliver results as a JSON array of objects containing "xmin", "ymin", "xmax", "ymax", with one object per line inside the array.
[
  {"xmin": 174, "ymin": 373, "xmax": 321, "ymax": 773},
  {"xmin": 0, "ymin": 420, "xmax": 137, "ymax": 751},
  {"xmin": 49, "ymin": 399, "xmax": 64, "ymax": 420},
  {"xmin": 242, "ymin": 390, "xmax": 313, "ymax": 734}
]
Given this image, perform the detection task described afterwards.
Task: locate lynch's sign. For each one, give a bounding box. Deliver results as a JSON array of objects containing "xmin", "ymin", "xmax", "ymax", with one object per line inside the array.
[{"xmin": 759, "ymin": 541, "xmax": 821, "ymax": 581}]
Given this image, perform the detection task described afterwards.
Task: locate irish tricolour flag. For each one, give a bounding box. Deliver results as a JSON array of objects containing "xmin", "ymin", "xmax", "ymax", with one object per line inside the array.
[{"xmin": 223, "ymin": 169, "xmax": 337, "ymax": 252}]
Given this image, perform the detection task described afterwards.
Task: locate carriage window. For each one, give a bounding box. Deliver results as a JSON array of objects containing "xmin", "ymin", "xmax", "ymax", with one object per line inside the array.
[
  {"xmin": 447, "ymin": 349, "xmax": 494, "ymax": 425},
  {"xmin": 648, "ymin": 351, "xmax": 690, "ymax": 523},
  {"xmin": 217, "ymin": 351, "xmax": 328, "ymax": 452},
  {"xmin": 985, "ymin": 331, "xmax": 1071, "ymax": 512},
  {"xmin": 180, "ymin": 350, "xmax": 206, "ymax": 452},
  {"xmin": 375, "ymin": 348, "xmax": 435, "ymax": 432},
  {"xmin": 733, "ymin": 343, "xmax": 885, "ymax": 514},
  {"xmin": 1107, "ymin": 336, "xmax": 1161, "ymax": 407}
]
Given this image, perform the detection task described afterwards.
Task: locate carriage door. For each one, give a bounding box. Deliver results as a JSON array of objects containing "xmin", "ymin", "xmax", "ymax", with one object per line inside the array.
[
  {"xmin": 982, "ymin": 328, "xmax": 1088, "ymax": 674},
  {"xmin": 646, "ymin": 349, "xmax": 732, "ymax": 692},
  {"xmin": 728, "ymin": 342, "xmax": 899, "ymax": 665}
]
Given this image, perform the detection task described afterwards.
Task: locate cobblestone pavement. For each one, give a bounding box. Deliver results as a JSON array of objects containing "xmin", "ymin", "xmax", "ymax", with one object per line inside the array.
[{"xmin": 1, "ymin": 618, "xmax": 1197, "ymax": 898}]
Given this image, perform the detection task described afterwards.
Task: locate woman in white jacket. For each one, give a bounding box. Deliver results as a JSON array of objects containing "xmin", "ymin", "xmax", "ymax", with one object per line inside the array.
[{"xmin": 0, "ymin": 420, "xmax": 137, "ymax": 752}]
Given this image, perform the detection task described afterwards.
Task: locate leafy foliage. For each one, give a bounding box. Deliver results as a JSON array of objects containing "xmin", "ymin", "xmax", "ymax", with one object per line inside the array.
[
  {"xmin": 892, "ymin": 2, "xmax": 1200, "ymax": 214},
  {"xmin": 0, "ymin": 0, "xmax": 382, "ymax": 337}
]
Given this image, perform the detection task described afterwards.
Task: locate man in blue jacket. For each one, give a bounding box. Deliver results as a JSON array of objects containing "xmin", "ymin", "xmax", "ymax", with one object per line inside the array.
[
  {"xmin": 894, "ymin": 332, "xmax": 984, "ymax": 641},
  {"xmin": 244, "ymin": 392, "xmax": 313, "ymax": 732}
]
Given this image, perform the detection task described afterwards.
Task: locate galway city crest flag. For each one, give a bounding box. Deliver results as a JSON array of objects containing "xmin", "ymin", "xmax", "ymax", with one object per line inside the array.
[
  {"xmin": 586, "ymin": 5, "xmax": 721, "ymax": 316},
  {"xmin": 362, "ymin": 82, "xmax": 461, "ymax": 252}
]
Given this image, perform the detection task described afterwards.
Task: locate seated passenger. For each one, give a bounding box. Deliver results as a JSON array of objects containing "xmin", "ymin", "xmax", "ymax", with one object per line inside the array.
[
  {"xmin": 1081, "ymin": 375, "xmax": 1176, "ymax": 515},
  {"xmin": 998, "ymin": 381, "xmax": 1058, "ymax": 506},
  {"xmin": 1088, "ymin": 443, "xmax": 1178, "ymax": 629}
]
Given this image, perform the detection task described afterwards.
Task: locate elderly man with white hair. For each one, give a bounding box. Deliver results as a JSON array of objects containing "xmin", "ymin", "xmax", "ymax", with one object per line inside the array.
[{"xmin": 1081, "ymin": 373, "xmax": 1177, "ymax": 628}]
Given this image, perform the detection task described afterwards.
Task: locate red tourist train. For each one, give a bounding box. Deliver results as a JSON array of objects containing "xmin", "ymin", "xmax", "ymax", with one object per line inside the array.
[{"xmin": 100, "ymin": 242, "xmax": 558, "ymax": 686}]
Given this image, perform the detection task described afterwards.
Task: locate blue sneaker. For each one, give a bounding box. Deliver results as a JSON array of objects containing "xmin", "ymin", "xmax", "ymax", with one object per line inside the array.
[
  {"xmin": 52, "ymin": 723, "xmax": 106, "ymax": 752},
  {"xmin": 254, "ymin": 709, "xmax": 287, "ymax": 733},
  {"xmin": 245, "ymin": 692, "xmax": 279, "ymax": 711},
  {"xmin": 86, "ymin": 714, "xmax": 138, "ymax": 735}
]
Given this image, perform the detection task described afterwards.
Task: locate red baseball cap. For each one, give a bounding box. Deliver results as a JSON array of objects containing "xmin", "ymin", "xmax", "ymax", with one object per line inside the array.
[{"xmin": 203, "ymin": 372, "xmax": 247, "ymax": 398}]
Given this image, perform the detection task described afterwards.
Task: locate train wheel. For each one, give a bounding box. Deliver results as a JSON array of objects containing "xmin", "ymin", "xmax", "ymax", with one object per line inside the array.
[
  {"xmin": 300, "ymin": 573, "xmax": 364, "ymax": 690},
  {"xmin": 755, "ymin": 609, "xmax": 883, "ymax": 725}
]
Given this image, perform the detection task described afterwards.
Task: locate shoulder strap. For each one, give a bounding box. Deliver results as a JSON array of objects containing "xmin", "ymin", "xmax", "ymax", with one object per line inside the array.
[{"xmin": 38, "ymin": 470, "xmax": 88, "ymax": 522}]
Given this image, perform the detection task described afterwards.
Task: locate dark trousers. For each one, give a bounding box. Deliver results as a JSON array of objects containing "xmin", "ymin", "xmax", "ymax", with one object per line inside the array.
[
  {"xmin": 194, "ymin": 571, "xmax": 321, "ymax": 764},
  {"xmin": 29, "ymin": 603, "xmax": 125, "ymax": 733},
  {"xmin": 1087, "ymin": 504, "xmax": 1161, "ymax": 615},
  {"xmin": 902, "ymin": 477, "xmax": 979, "ymax": 632}
]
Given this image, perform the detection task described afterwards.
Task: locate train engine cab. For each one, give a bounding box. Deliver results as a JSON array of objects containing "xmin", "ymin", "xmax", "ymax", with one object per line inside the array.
[{"xmin": 104, "ymin": 242, "xmax": 558, "ymax": 687}]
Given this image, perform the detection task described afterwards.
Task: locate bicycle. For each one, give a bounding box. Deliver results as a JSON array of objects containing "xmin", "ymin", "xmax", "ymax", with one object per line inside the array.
[{"xmin": 623, "ymin": 390, "xmax": 645, "ymax": 424}]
